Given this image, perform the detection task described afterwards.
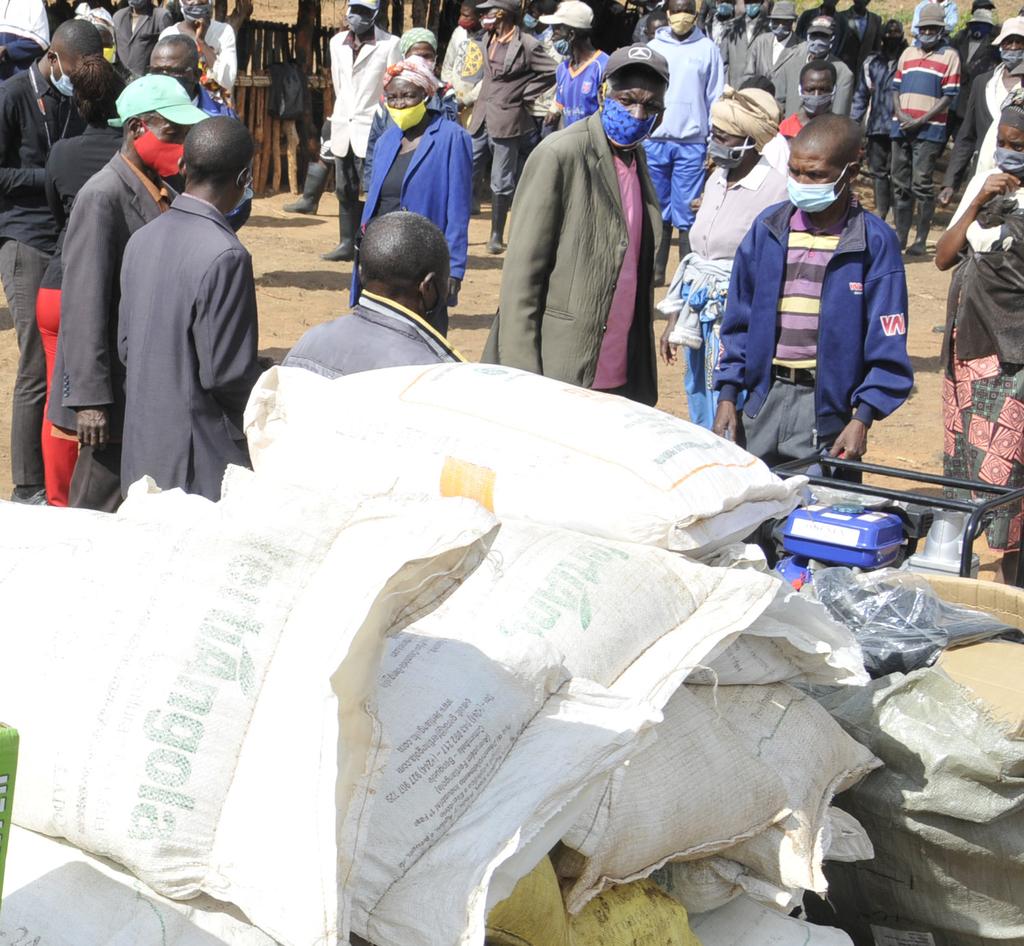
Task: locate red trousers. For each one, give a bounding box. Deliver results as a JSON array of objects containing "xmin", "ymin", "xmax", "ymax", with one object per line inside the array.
[{"xmin": 36, "ymin": 287, "xmax": 77, "ymax": 507}]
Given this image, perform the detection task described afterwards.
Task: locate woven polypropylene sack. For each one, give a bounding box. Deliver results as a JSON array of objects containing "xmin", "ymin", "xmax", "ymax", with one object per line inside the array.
[{"xmin": 244, "ymin": 364, "xmax": 804, "ymax": 555}]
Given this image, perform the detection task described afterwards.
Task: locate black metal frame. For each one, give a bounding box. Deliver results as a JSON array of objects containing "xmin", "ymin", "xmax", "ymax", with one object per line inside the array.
[{"xmin": 772, "ymin": 455, "xmax": 1024, "ymax": 587}]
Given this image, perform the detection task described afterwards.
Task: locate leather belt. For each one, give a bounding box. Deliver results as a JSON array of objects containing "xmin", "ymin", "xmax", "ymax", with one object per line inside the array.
[{"xmin": 773, "ymin": 365, "xmax": 816, "ymax": 386}]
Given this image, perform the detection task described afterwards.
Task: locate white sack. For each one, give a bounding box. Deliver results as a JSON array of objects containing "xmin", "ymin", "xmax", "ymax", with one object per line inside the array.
[
  {"xmin": 687, "ymin": 588, "xmax": 869, "ymax": 687},
  {"xmin": 244, "ymin": 363, "xmax": 804, "ymax": 554},
  {"xmin": 556, "ymin": 685, "xmax": 791, "ymax": 913},
  {"xmin": 1, "ymin": 825, "xmax": 276, "ymax": 946},
  {"xmin": 690, "ymin": 685, "xmax": 880, "ymax": 893},
  {"xmin": 652, "ymin": 856, "xmax": 801, "ymax": 916},
  {"xmin": 691, "ymin": 895, "xmax": 854, "ymax": 945},
  {"xmin": 0, "ymin": 473, "xmax": 498, "ymax": 946},
  {"xmin": 361, "ymin": 679, "xmax": 658, "ymax": 946}
]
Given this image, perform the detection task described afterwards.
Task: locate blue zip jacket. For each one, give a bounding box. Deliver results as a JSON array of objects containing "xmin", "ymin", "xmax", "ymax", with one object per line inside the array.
[
  {"xmin": 851, "ymin": 51, "xmax": 900, "ymax": 137},
  {"xmin": 714, "ymin": 201, "xmax": 913, "ymax": 442},
  {"xmin": 647, "ymin": 26, "xmax": 724, "ymax": 143},
  {"xmin": 351, "ymin": 107, "xmax": 472, "ymax": 305}
]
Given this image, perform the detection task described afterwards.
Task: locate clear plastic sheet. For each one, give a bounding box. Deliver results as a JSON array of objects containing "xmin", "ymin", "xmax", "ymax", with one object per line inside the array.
[{"xmin": 811, "ymin": 568, "xmax": 1021, "ymax": 678}]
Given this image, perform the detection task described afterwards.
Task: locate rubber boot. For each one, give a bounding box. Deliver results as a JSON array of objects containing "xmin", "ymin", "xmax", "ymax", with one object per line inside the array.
[
  {"xmin": 321, "ymin": 200, "xmax": 362, "ymax": 262},
  {"xmin": 893, "ymin": 201, "xmax": 913, "ymax": 250},
  {"xmin": 677, "ymin": 229, "xmax": 691, "ymax": 262},
  {"xmin": 283, "ymin": 161, "xmax": 329, "ymax": 214},
  {"xmin": 905, "ymin": 199, "xmax": 935, "ymax": 256},
  {"xmin": 653, "ymin": 221, "xmax": 673, "ymax": 287},
  {"xmin": 487, "ymin": 194, "xmax": 510, "ymax": 254},
  {"xmin": 873, "ymin": 178, "xmax": 891, "ymax": 222}
]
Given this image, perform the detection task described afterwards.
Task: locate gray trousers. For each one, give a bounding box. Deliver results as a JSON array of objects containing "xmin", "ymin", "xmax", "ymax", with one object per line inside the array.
[
  {"xmin": 743, "ymin": 378, "xmax": 823, "ymax": 468},
  {"xmin": 471, "ymin": 128, "xmax": 531, "ymax": 198},
  {"xmin": 0, "ymin": 239, "xmax": 50, "ymax": 489}
]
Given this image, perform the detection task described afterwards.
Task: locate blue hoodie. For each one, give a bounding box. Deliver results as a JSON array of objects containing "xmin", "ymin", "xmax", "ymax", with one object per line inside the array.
[
  {"xmin": 647, "ymin": 26, "xmax": 725, "ymax": 143},
  {"xmin": 714, "ymin": 201, "xmax": 913, "ymax": 442}
]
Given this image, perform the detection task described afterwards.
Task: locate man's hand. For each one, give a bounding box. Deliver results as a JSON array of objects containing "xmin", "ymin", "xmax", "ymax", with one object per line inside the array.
[
  {"xmin": 690, "ymin": 196, "xmax": 702, "ymax": 213},
  {"xmin": 543, "ymin": 109, "xmax": 560, "ymax": 127},
  {"xmin": 0, "ymin": 46, "xmax": 8, "ymax": 62},
  {"xmin": 447, "ymin": 276, "xmax": 461, "ymax": 308},
  {"xmin": 897, "ymin": 110, "xmax": 921, "ymax": 131},
  {"xmin": 659, "ymin": 331, "xmax": 678, "ymax": 365},
  {"xmin": 194, "ymin": 17, "xmax": 208, "ymax": 39},
  {"xmin": 829, "ymin": 418, "xmax": 868, "ymax": 460},
  {"xmin": 76, "ymin": 407, "xmax": 110, "ymax": 449},
  {"xmin": 712, "ymin": 400, "xmax": 739, "ymax": 442},
  {"xmin": 937, "ymin": 185, "xmax": 954, "ymax": 206}
]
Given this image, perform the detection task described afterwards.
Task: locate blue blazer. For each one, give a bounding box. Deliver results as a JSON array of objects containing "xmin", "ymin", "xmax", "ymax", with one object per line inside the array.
[{"xmin": 351, "ymin": 109, "xmax": 472, "ymax": 304}]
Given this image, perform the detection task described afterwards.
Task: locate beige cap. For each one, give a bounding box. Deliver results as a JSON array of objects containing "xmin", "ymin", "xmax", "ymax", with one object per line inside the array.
[
  {"xmin": 995, "ymin": 14, "xmax": 1024, "ymax": 43},
  {"xmin": 539, "ymin": 0, "xmax": 593, "ymax": 28}
]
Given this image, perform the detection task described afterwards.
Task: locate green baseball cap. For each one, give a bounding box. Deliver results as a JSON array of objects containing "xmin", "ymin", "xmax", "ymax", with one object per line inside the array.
[{"xmin": 109, "ymin": 75, "xmax": 208, "ymax": 128}]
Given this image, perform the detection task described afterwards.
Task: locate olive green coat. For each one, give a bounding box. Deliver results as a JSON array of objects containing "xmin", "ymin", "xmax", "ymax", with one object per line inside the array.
[{"xmin": 482, "ymin": 112, "xmax": 661, "ymax": 406}]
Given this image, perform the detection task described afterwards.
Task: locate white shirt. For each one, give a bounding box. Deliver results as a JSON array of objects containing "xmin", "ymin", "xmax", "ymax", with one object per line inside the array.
[
  {"xmin": 949, "ymin": 166, "xmax": 1021, "ymax": 253},
  {"xmin": 761, "ymin": 132, "xmax": 790, "ymax": 175},
  {"xmin": 0, "ymin": 0, "xmax": 48, "ymax": 47},
  {"xmin": 160, "ymin": 19, "xmax": 237, "ymax": 92},
  {"xmin": 772, "ymin": 35, "xmax": 788, "ymax": 64}
]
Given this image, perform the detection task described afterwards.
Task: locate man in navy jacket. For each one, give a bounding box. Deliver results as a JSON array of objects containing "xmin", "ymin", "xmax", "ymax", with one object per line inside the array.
[{"xmin": 713, "ymin": 114, "xmax": 912, "ymax": 466}]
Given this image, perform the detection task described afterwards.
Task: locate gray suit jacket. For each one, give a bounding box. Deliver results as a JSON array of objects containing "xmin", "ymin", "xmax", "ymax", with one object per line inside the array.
[
  {"xmin": 777, "ymin": 44, "xmax": 854, "ymax": 118},
  {"xmin": 117, "ymin": 194, "xmax": 261, "ymax": 501},
  {"xmin": 743, "ymin": 31, "xmax": 805, "ymax": 111},
  {"xmin": 283, "ymin": 293, "xmax": 458, "ymax": 379},
  {"xmin": 50, "ymin": 153, "xmax": 169, "ymax": 436}
]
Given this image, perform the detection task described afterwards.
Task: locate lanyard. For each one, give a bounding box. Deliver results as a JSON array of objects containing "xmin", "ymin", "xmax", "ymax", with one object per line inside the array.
[{"xmin": 27, "ymin": 67, "xmax": 72, "ymax": 152}]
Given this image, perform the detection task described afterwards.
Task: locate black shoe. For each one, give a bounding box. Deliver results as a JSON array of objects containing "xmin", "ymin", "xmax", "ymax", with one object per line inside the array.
[
  {"xmin": 321, "ymin": 200, "xmax": 362, "ymax": 262},
  {"xmin": 284, "ymin": 162, "xmax": 330, "ymax": 215},
  {"xmin": 11, "ymin": 485, "xmax": 47, "ymax": 505},
  {"xmin": 905, "ymin": 240, "xmax": 928, "ymax": 257},
  {"xmin": 487, "ymin": 195, "xmax": 510, "ymax": 254}
]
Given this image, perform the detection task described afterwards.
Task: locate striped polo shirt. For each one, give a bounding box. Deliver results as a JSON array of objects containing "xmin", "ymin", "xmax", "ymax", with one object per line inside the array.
[
  {"xmin": 891, "ymin": 44, "xmax": 960, "ymax": 143},
  {"xmin": 774, "ymin": 208, "xmax": 846, "ymax": 365}
]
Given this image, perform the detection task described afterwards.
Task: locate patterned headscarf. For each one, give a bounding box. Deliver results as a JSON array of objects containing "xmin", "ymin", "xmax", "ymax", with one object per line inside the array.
[
  {"xmin": 384, "ymin": 55, "xmax": 441, "ymax": 94},
  {"xmin": 710, "ymin": 85, "xmax": 781, "ymax": 151},
  {"xmin": 1001, "ymin": 85, "xmax": 1024, "ymax": 132},
  {"xmin": 400, "ymin": 27, "xmax": 438, "ymax": 55}
]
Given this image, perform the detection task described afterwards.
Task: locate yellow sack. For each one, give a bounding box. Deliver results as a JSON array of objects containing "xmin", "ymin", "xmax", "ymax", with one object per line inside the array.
[
  {"xmin": 486, "ymin": 857, "xmax": 571, "ymax": 946},
  {"xmin": 486, "ymin": 859, "xmax": 701, "ymax": 946},
  {"xmin": 570, "ymin": 879, "xmax": 703, "ymax": 946}
]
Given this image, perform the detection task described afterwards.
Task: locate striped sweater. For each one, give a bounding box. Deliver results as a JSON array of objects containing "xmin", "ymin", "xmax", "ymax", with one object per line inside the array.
[{"xmin": 891, "ymin": 44, "xmax": 960, "ymax": 142}]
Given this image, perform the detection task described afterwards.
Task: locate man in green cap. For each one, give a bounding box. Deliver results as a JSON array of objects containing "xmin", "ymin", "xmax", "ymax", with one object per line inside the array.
[{"xmin": 50, "ymin": 74, "xmax": 206, "ymax": 511}]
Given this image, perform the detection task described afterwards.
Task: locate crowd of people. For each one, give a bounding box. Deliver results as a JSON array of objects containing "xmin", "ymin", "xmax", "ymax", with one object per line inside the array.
[{"xmin": 0, "ymin": 0, "xmax": 1022, "ymax": 569}]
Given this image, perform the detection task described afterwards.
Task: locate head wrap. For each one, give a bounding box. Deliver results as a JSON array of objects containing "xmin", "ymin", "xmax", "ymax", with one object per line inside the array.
[
  {"xmin": 710, "ymin": 85, "xmax": 781, "ymax": 150},
  {"xmin": 1001, "ymin": 86, "xmax": 1024, "ymax": 131},
  {"xmin": 384, "ymin": 55, "xmax": 441, "ymax": 94},
  {"xmin": 77, "ymin": 6, "xmax": 115, "ymax": 34},
  {"xmin": 400, "ymin": 27, "xmax": 438, "ymax": 55}
]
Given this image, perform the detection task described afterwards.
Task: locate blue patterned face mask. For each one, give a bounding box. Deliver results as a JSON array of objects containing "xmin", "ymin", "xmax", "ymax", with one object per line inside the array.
[
  {"xmin": 600, "ymin": 96, "xmax": 657, "ymax": 148},
  {"xmin": 522, "ymin": 12, "xmax": 539, "ymax": 29}
]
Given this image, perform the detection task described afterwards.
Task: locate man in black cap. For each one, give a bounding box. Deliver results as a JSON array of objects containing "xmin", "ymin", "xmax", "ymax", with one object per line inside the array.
[{"xmin": 484, "ymin": 45, "xmax": 668, "ymax": 406}]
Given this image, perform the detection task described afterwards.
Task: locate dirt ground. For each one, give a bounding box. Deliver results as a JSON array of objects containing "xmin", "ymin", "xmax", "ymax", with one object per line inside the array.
[{"xmin": 0, "ymin": 190, "xmax": 974, "ymax": 550}]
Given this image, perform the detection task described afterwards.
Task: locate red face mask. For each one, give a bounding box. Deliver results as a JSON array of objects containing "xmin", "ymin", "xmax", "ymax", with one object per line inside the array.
[
  {"xmin": 134, "ymin": 126, "xmax": 184, "ymax": 178},
  {"xmin": 458, "ymin": 14, "xmax": 479, "ymax": 28}
]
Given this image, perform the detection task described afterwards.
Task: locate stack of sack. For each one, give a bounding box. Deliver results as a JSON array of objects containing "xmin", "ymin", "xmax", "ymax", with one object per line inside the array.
[
  {"xmin": 0, "ymin": 363, "xmax": 880, "ymax": 946},
  {"xmin": 244, "ymin": 364, "xmax": 880, "ymax": 945}
]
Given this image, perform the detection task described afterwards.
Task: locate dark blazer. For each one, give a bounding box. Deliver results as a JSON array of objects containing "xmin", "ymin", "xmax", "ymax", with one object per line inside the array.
[
  {"xmin": 483, "ymin": 112, "xmax": 661, "ymax": 406},
  {"xmin": 354, "ymin": 109, "xmax": 472, "ymax": 303},
  {"xmin": 943, "ymin": 67, "xmax": 995, "ymax": 192},
  {"xmin": 113, "ymin": 4, "xmax": 174, "ymax": 77},
  {"xmin": 950, "ymin": 28, "xmax": 1000, "ymax": 122},
  {"xmin": 50, "ymin": 153, "xmax": 169, "ymax": 435},
  {"xmin": 836, "ymin": 8, "xmax": 882, "ymax": 75},
  {"xmin": 468, "ymin": 27, "xmax": 556, "ymax": 140},
  {"xmin": 118, "ymin": 195, "xmax": 261, "ymax": 501}
]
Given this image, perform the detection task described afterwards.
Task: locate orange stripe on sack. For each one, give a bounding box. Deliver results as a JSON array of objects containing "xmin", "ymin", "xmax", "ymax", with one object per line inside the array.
[
  {"xmin": 440, "ymin": 456, "xmax": 497, "ymax": 512},
  {"xmin": 668, "ymin": 456, "xmax": 762, "ymax": 490}
]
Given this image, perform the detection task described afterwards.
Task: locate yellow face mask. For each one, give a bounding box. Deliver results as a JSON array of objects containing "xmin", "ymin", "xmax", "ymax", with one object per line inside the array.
[
  {"xmin": 103, "ymin": 45, "xmax": 116, "ymax": 63},
  {"xmin": 387, "ymin": 99, "xmax": 428, "ymax": 131},
  {"xmin": 668, "ymin": 10, "xmax": 697, "ymax": 34}
]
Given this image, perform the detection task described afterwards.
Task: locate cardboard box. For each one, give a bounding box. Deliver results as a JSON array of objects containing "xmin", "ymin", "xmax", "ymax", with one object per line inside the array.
[
  {"xmin": 938, "ymin": 642, "xmax": 1024, "ymax": 739},
  {"xmin": 0, "ymin": 724, "xmax": 17, "ymax": 906}
]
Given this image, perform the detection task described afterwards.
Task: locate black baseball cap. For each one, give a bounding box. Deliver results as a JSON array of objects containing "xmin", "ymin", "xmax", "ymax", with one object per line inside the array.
[
  {"xmin": 477, "ymin": 0, "xmax": 519, "ymax": 11},
  {"xmin": 603, "ymin": 44, "xmax": 671, "ymax": 84}
]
